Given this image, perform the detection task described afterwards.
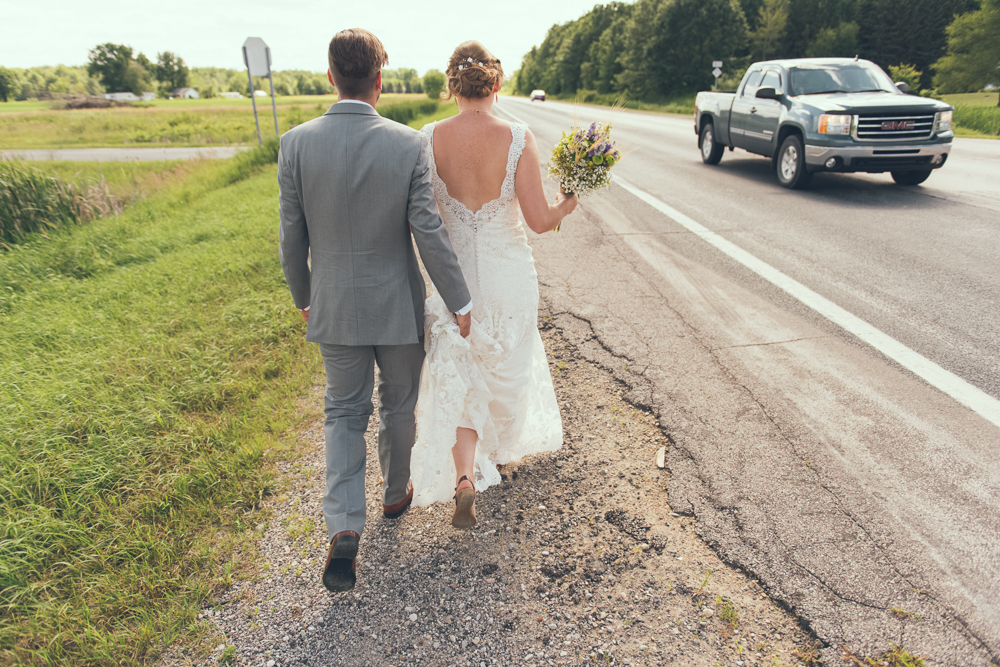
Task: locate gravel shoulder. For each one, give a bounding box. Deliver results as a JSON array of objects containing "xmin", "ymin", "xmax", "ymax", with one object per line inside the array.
[{"xmin": 159, "ymin": 317, "xmax": 818, "ymax": 667}]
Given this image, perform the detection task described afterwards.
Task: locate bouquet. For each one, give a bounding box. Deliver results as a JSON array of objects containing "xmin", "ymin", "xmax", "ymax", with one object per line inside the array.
[{"xmin": 548, "ymin": 122, "xmax": 621, "ymax": 230}]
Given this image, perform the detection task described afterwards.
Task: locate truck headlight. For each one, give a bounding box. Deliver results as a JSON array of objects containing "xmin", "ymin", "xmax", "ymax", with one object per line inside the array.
[
  {"xmin": 935, "ymin": 110, "xmax": 953, "ymax": 133},
  {"xmin": 818, "ymin": 114, "xmax": 852, "ymax": 135}
]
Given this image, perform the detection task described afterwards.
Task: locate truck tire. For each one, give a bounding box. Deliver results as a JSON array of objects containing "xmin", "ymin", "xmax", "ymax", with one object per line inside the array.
[
  {"xmin": 891, "ymin": 170, "xmax": 932, "ymax": 186},
  {"xmin": 700, "ymin": 122, "xmax": 725, "ymax": 165},
  {"xmin": 776, "ymin": 135, "xmax": 812, "ymax": 189}
]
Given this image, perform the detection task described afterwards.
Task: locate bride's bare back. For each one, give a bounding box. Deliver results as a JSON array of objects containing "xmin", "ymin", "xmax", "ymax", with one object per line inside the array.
[
  {"xmin": 431, "ymin": 109, "xmax": 577, "ymax": 232},
  {"xmin": 431, "ymin": 113, "xmax": 514, "ymax": 213}
]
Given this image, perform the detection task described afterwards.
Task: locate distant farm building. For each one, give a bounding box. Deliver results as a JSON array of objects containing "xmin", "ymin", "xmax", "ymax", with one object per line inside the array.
[
  {"xmin": 102, "ymin": 91, "xmax": 156, "ymax": 102},
  {"xmin": 253, "ymin": 90, "xmax": 269, "ymax": 98},
  {"xmin": 171, "ymin": 88, "xmax": 200, "ymax": 99},
  {"xmin": 219, "ymin": 91, "xmax": 242, "ymax": 99}
]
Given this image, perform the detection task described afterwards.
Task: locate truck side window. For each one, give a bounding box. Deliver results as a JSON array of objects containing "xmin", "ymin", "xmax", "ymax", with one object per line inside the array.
[
  {"xmin": 741, "ymin": 71, "xmax": 763, "ymax": 98},
  {"xmin": 760, "ymin": 70, "xmax": 781, "ymax": 94}
]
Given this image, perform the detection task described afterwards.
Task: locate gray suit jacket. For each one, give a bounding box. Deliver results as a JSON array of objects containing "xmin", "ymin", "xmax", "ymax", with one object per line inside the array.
[{"xmin": 278, "ymin": 103, "xmax": 471, "ymax": 346}]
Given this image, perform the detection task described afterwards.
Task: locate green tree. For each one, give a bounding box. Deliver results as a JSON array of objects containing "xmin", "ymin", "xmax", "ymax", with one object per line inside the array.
[
  {"xmin": 805, "ymin": 21, "xmax": 859, "ymax": 57},
  {"xmin": 888, "ymin": 63, "xmax": 923, "ymax": 93},
  {"xmin": 423, "ymin": 69, "xmax": 446, "ymax": 99},
  {"xmin": 750, "ymin": 0, "xmax": 789, "ymax": 60},
  {"xmin": 933, "ymin": 0, "xmax": 1000, "ymax": 99},
  {"xmin": 618, "ymin": 0, "xmax": 749, "ymax": 97},
  {"xmin": 87, "ymin": 43, "xmax": 153, "ymax": 94},
  {"xmin": 857, "ymin": 0, "xmax": 978, "ymax": 88},
  {"xmin": 779, "ymin": 0, "xmax": 856, "ymax": 59},
  {"xmin": 87, "ymin": 43, "xmax": 134, "ymax": 92},
  {"xmin": 0, "ymin": 67, "xmax": 16, "ymax": 102},
  {"xmin": 155, "ymin": 51, "xmax": 190, "ymax": 96}
]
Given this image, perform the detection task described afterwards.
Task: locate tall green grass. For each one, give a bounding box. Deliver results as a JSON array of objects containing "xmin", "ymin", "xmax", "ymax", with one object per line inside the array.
[
  {"xmin": 0, "ymin": 158, "xmax": 319, "ymax": 665},
  {"xmin": 1, "ymin": 140, "xmax": 278, "ymax": 248},
  {"xmin": 0, "ymin": 160, "xmax": 123, "ymax": 246},
  {"xmin": 953, "ymin": 105, "xmax": 1000, "ymax": 137},
  {"xmin": 379, "ymin": 98, "xmax": 441, "ymax": 125}
]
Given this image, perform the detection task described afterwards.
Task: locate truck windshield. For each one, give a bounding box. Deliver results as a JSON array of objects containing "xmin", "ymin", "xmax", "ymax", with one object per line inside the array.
[{"xmin": 788, "ymin": 65, "xmax": 897, "ymax": 96}]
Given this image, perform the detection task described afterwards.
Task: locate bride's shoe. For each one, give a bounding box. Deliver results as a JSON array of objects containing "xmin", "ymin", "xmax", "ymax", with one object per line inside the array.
[{"xmin": 452, "ymin": 475, "xmax": 477, "ymax": 529}]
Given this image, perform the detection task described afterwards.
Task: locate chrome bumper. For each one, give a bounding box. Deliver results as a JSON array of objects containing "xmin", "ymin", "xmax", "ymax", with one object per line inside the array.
[{"xmin": 805, "ymin": 142, "xmax": 952, "ymax": 172}]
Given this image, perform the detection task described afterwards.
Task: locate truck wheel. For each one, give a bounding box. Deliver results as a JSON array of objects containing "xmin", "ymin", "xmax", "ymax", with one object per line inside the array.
[
  {"xmin": 700, "ymin": 123, "xmax": 725, "ymax": 165},
  {"xmin": 891, "ymin": 170, "xmax": 932, "ymax": 186},
  {"xmin": 776, "ymin": 135, "xmax": 812, "ymax": 189}
]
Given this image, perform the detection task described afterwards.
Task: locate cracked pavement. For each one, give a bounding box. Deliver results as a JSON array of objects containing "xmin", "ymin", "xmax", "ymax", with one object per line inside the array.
[{"xmin": 503, "ymin": 97, "xmax": 1000, "ymax": 666}]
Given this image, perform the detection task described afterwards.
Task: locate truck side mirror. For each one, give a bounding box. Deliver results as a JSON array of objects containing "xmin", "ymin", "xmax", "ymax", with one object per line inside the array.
[
  {"xmin": 895, "ymin": 81, "xmax": 909, "ymax": 94},
  {"xmin": 756, "ymin": 87, "xmax": 779, "ymax": 100}
]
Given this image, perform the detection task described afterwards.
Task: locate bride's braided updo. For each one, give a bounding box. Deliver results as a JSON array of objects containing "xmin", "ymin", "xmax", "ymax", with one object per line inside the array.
[{"xmin": 444, "ymin": 41, "xmax": 505, "ymax": 100}]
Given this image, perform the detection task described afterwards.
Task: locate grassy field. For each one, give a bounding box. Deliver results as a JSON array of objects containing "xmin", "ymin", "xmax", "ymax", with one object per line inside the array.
[
  {"xmin": 940, "ymin": 92, "xmax": 1000, "ymax": 107},
  {"xmin": 0, "ymin": 101, "xmax": 451, "ymax": 664},
  {"xmin": 0, "ymin": 94, "xmax": 435, "ymax": 149}
]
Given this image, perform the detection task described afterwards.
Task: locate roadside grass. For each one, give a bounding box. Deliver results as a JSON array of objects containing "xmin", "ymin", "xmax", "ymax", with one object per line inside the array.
[
  {"xmin": 0, "ymin": 94, "xmax": 436, "ymax": 149},
  {"xmin": 0, "ymin": 101, "xmax": 450, "ymax": 665},
  {"xmin": 1, "ymin": 159, "xmax": 125, "ymax": 246},
  {"xmin": 951, "ymin": 105, "xmax": 1000, "ymax": 137},
  {"xmin": 0, "ymin": 155, "xmax": 323, "ymax": 665},
  {"xmin": 406, "ymin": 98, "xmax": 459, "ymax": 128},
  {"xmin": 940, "ymin": 92, "xmax": 1000, "ymax": 107}
]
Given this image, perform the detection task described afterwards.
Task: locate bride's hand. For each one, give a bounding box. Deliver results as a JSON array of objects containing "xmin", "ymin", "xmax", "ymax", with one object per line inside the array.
[{"xmin": 555, "ymin": 192, "xmax": 578, "ymax": 215}]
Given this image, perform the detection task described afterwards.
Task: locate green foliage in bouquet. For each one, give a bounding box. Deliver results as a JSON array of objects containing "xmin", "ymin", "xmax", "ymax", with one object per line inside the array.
[{"xmin": 547, "ymin": 122, "xmax": 620, "ymax": 197}]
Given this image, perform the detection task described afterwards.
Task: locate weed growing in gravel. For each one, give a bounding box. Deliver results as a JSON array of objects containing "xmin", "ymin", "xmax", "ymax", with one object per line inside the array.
[
  {"xmin": 719, "ymin": 598, "xmax": 739, "ymax": 629},
  {"xmin": 842, "ymin": 643, "xmax": 928, "ymax": 667}
]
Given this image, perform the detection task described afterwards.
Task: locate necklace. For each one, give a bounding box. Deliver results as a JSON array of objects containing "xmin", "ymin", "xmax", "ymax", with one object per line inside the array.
[{"xmin": 459, "ymin": 109, "xmax": 485, "ymax": 118}]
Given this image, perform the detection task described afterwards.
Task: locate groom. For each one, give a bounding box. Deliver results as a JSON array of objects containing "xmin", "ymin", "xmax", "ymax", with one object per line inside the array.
[{"xmin": 278, "ymin": 28, "xmax": 472, "ymax": 593}]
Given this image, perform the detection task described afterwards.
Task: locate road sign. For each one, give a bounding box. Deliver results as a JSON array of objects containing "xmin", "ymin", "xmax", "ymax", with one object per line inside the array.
[
  {"xmin": 241, "ymin": 37, "xmax": 279, "ymax": 146},
  {"xmin": 712, "ymin": 67, "xmax": 723, "ymax": 78},
  {"xmin": 243, "ymin": 37, "xmax": 271, "ymax": 76},
  {"xmin": 712, "ymin": 61, "xmax": 723, "ymax": 68}
]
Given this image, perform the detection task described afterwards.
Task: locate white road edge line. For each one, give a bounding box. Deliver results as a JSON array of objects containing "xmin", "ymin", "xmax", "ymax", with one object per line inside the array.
[
  {"xmin": 613, "ymin": 176, "xmax": 1000, "ymax": 430},
  {"xmin": 494, "ymin": 103, "xmax": 530, "ymax": 126}
]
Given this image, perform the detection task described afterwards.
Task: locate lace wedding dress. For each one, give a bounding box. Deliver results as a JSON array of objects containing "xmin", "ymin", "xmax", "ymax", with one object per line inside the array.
[{"xmin": 410, "ymin": 121, "xmax": 563, "ymax": 506}]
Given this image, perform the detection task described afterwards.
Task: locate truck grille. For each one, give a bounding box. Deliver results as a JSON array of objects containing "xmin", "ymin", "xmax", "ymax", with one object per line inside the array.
[{"xmin": 854, "ymin": 113, "xmax": 936, "ymax": 141}]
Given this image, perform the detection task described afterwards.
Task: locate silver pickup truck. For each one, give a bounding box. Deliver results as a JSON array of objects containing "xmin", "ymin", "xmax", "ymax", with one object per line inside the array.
[{"xmin": 694, "ymin": 58, "xmax": 954, "ymax": 188}]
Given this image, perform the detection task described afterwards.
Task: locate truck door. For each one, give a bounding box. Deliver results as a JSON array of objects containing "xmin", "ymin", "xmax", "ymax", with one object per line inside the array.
[
  {"xmin": 730, "ymin": 69, "xmax": 763, "ymax": 150},
  {"xmin": 742, "ymin": 69, "xmax": 784, "ymax": 157}
]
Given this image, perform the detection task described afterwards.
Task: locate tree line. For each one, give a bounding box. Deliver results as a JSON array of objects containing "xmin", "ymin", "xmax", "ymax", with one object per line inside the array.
[
  {"xmin": 512, "ymin": 0, "xmax": 1000, "ymax": 101},
  {"xmin": 0, "ymin": 44, "xmax": 449, "ymax": 102}
]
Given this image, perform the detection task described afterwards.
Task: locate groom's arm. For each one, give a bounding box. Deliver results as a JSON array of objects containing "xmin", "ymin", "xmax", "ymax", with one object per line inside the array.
[
  {"xmin": 407, "ymin": 136, "xmax": 472, "ymax": 316},
  {"xmin": 277, "ymin": 142, "xmax": 311, "ymax": 314}
]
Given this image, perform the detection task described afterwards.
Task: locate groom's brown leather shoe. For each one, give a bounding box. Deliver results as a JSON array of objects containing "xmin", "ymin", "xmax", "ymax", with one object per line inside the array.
[
  {"xmin": 322, "ymin": 530, "xmax": 359, "ymax": 593},
  {"xmin": 383, "ymin": 479, "xmax": 413, "ymax": 519}
]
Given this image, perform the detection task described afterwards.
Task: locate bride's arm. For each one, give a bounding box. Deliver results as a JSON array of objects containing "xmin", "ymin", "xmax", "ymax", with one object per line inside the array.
[{"xmin": 515, "ymin": 129, "xmax": 577, "ymax": 234}]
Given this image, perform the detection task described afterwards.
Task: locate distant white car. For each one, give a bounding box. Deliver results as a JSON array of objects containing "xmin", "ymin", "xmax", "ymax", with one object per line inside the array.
[{"xmin": 530, "ymin": 89, "xmax": 546, "ymax": 102}]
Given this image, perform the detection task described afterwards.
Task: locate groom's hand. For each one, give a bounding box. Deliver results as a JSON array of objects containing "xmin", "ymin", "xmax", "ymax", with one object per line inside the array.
[
  {"xmin": 301, "ymin": 308, "xmax": 310, "ymax": 323},
  {"xmin": 455, "ymin": 311, "xmax": 471, "ymax": 338}
]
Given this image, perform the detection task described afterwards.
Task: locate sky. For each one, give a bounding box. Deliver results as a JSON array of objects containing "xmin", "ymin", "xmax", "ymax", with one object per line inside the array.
[{"xmin": 3, "ymin": 0, "xmax": 612, "ymax": 74}]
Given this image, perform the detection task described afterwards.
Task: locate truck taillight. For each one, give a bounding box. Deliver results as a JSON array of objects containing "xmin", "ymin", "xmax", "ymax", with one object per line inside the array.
[{"xmin": 818, "ymin": 114, "xmax": 852, "ymax": 135}]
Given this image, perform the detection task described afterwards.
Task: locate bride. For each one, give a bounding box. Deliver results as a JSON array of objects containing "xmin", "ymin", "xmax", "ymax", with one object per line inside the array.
[{"xmin": 410, "ymin": 41, "xmax": 577, "ymax": 528}]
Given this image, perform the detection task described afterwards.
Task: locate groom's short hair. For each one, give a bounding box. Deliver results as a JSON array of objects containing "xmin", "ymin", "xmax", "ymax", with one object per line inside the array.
[{"xmin": 328, "ymin": 29, "xmax": 388, "ymax": 98}]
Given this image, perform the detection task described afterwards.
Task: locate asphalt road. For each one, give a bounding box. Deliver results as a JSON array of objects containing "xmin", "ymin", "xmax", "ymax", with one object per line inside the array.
[{"xmin": 496, "ymin": 96, "xmax": 999, "ymax": 665}]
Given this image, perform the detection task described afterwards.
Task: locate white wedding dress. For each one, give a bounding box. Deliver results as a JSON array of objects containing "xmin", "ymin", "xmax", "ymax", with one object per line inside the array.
[{"xmin": 410, "ymin": 121, "xmax": 563, "ymax": 506}]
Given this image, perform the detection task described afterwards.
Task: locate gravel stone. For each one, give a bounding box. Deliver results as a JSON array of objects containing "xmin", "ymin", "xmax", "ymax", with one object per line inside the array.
[{"xmin": 158, "ymin": 321, "xmax": 816, "ymax": 667}]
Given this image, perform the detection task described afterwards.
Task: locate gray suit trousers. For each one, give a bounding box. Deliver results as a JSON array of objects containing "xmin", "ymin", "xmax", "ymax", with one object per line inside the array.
[{"xmin": 319, "ymin": 341, "xmax": 424, "ymax": 539}]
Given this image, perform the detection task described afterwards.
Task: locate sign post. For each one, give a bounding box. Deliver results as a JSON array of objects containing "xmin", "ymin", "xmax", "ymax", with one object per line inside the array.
[
  {"xmin": 712, "ymin": 61, "xmax": 723, "ymax": 91},
  {"xmin": 242, "ymin": 37, "xmax": 279, "ymax": 146}
]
